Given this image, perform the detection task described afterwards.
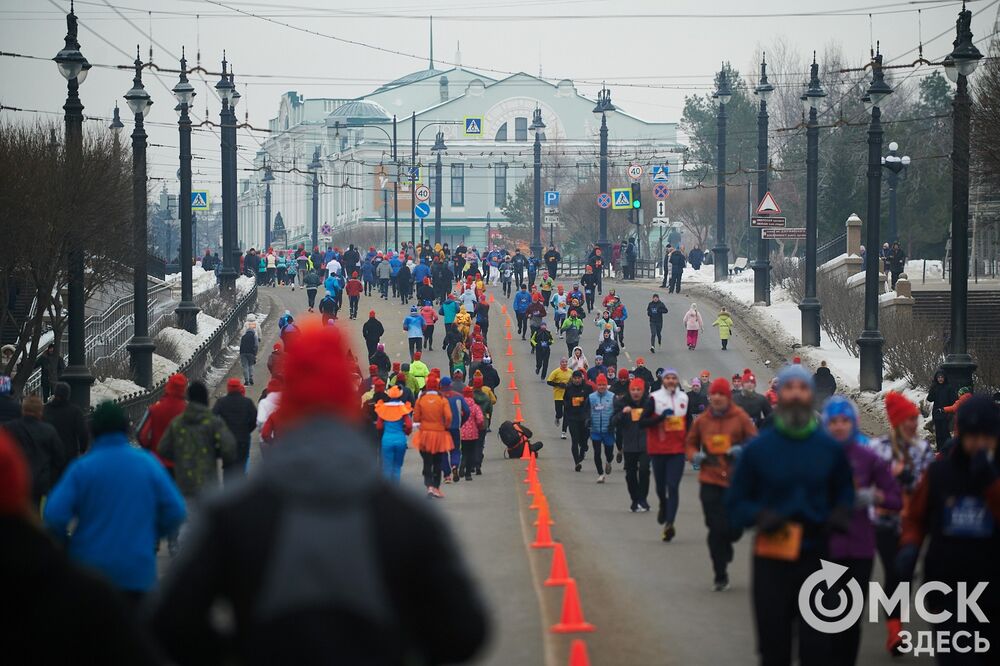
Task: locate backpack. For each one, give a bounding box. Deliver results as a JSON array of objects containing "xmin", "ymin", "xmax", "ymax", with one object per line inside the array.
[{"xmin": 497, "ymin": 420, "xmax": 542, "ymax": 458}]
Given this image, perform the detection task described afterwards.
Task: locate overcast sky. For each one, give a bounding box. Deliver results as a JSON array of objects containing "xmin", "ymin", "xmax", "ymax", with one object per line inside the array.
[{"xmin": 1, "ymin": 0, "xmax": 995, "ymax": 193}]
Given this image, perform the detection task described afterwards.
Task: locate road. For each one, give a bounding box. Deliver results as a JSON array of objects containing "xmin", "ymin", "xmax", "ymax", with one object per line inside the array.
[{"xmin": 218, "ymin": 273, "xmax": 901, "ymax": 666}]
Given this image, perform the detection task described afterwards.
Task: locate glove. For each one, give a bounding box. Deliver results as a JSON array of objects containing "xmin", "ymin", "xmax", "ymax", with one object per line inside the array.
[
  {"xmin": 756, "ymin": 509, "xmax": 785, "ymax": 535},
  {"xmin": 692, "ymin": 451, "xmax": 707, "ymax": 467},
  {"xmin": 854, "ymin": 487, "xmax": 877, "ymax": 508},
  {"xmin": 727, "ymin": 444, "xmax": 744, "ymax": 460},
  {"xmin": 895, "ymin": 543, "xmax": 919, "ymax": 582}
]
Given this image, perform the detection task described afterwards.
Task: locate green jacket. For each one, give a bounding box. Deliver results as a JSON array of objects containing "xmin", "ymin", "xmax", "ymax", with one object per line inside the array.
[
  {"xmin": 158, "ymin": 403, "xmax": 238, "ymax": 497},
  {"xmin": 712, "ymin": 313, "xmax": 734, "ymax": 340}
]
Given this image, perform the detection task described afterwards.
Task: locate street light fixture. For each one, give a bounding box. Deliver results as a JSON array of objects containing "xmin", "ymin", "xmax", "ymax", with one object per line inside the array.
[
  {"xmin": 530, "ymin": 106, "xmax": 546, "ymax": 261},
  {"xmin": 858, "ymin": 48, "xmax": 893, "ymax": 391},
  {"xmin": 752, "ymin": 54, "xmax": 774, "ymax": 305},
  {"xmin": 54, "ymin": 0, "xmax": 93, "ymax": 409},
  {"xmin": 882, "ymin": 141, "xmax": 910, "ymax": 243},
  {"xmin": 124, "ymin": 47, "xmax": 155, "ymax": 389},
  {"xmin": 431, "ymin": 129, "xmax": 447, "ymax": 245},
  {"xmin": 942, "ymin": 1, "xmax": 983, "ymax": 395},
  {"xmin": 173, "ymin": 48, "xmax": 199, "ymax": 334},
  {"xmin": 713, "ymin": 64, "xmax": 731, "ymax": 282},
  {"xmin": 308, "ymin": 145, "xmax": 322, "ymax": 251},
  {"xmin": 800, "ymin": 53, "xmax": 826, "ymax": 347},
  {"xmin": 592, "ymin": 84, "xmax": 614, "ymax": 262}
]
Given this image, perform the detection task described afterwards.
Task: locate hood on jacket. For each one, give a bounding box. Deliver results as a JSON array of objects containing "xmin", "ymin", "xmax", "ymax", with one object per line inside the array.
[{"xmin": 165, "ymin": 373, "xmax": 188, "ymax": 399}]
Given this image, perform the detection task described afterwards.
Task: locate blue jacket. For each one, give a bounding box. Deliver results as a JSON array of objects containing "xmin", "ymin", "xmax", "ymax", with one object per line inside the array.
[
  {"xmin": 324, "ymin": 275, "xmax": 342, "ymax": 294},
  {"xmin": 439, "ymin": 300, "xmax": 460, "ymax": 324},
  {"xmin": 361, "ymin": 261, "xmax": 375, "ymax": 282},
  {"xmin": 403, "ymin": 314, "xmax": 425, "ymax": 338},
  {"xmin": 513, "ymin": 291, "xmax": 532, "ymax": 313},
  {"xmin": 588, "ymin": 391, "xmax": 615, "ymax": 434},
  {"xmin": 389, "ymin": 257, "xmax": 402, "ymax": 277},
  {"xmin": 725, "ymin": 421, "xmax": 855, "ymax": 543},
  {"xmin": 43, "ymin": 432, "xmax": 186, "ymax": 592},
  {"xmin": 444, "ymin": 392, "xmax": 470, "ymax": 432},
  {"xmin": 412, "ymin": 263, "xmax": 431, "ymax": 283}
]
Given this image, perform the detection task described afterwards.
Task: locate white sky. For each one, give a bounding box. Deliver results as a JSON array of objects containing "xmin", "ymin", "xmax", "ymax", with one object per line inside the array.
[{"xmin": 1, "ymin": 0, "xmax": 995, "ymax": 194}]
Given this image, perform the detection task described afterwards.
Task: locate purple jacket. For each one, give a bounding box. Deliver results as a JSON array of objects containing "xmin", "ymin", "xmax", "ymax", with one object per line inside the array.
[{"xmin": 829, "ymin": 441, "xmax": 902, "ymax": 559}]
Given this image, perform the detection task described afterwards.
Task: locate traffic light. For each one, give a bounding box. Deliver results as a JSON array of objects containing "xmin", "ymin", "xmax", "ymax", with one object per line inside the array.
[{"xmin": 631, "ymin": 182, "xmax": 641, "ymax": 209}]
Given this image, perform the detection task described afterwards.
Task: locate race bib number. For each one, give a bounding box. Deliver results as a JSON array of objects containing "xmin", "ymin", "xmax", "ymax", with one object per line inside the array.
[
  {"xmin": 754, "ymin": 522, "xmax": 803, "ymax": 561},
  {"xmin": 943, "ymin": 496, "xmax": 994, "ymax": 538},
  {"xmin": 664, "ymin": 416, "xmax": 684, "ymax": 432},
  {"xmin": 630, "ymin": 409, "xmax": 643, "ymax": 422},
  {"xmin": 707, "ymin": 433, "xmax": 732, "ymax": 455},
  {"xmin": 571, "ymin": 397, "xmax": 584, "ymax": 407}
]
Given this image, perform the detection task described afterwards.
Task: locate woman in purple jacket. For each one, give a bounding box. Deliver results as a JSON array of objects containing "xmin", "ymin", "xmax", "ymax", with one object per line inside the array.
[{"xmin": 821, "ymin": 396, "xmax": 902, "ymax": 666}]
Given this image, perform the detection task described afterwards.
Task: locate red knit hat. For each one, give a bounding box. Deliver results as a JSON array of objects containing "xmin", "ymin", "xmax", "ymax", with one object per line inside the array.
[
  {"xmin": 472, "ymin": 375, "xmax": 484, "ymax": 388},
  {"xmin": 369, "ymin": 310, "xmax": 376, "ymax": 318},
  {"xmin": 628, "ymin": 378, "xmax": 645, "ymax": 391},
  {"xmin": 463, "ymin": 386, "xmax": 474, "ymax": 397},
  {"xmin": 426, "ymin": 374, "xmax": 440, "ymax": 390},
  {"xmin": 885, "ymin": 391, "xmax": 919, "ymax": 428},
  {"xmin": 617, "ymin": 368, "xmax": 629, "ymax": 380},
  {"xmin": 227, "ymin": 378, "xmax": 245, "ymax": 394},
  {"xmin": 368, "ymin": 364, "xmax": 378, "ymax": 376},
  {"xmin": 276, "ymin": 321, "xmax": 359, "ymax": 425},
  {"xmin": 413, "ymin": 351, "xmax": 422, "ymax": 360},
  {"xmin": 165, "ymin": 372, "xmax": 188, "ymax": 398},
  {"xmin": 596, "ymin": 374, "xmax": 609, "ymax": 387},
  {"xmin": 373, "ymin": 378, "xmax": 386, "ymax": 392},
  {"xmin": 0, "ymin": 430, "xmax": 29, "ymax": 516},
  {"xmin": 710, "ymin": 377, "xmax": 732, "ymax": 398}
]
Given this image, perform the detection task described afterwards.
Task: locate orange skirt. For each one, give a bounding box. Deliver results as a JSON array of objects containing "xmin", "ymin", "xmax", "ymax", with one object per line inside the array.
[{"xmin": 412, "ymin": 429, "xmax": 454, "ymax": 454}]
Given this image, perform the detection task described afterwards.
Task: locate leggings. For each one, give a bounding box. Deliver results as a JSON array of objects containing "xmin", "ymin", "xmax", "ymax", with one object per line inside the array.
[
  {"xmin": 830, "ymin": 558, "xmax": 874, "ymax": 666},
  {"xmin": 408, "ymin": 338, "xmax": 422, "ymax": 359},
  {"xmin": 650, "ymin": 320, "xmax": 663, "ymax": 347},
  {"xmin": 535, "ymin": 348, "xmax": 550, "ymax": 376},
  {"xmin": 423, "ymin": 324, "xmax": 435, "ymax": 348},
  {"xmin": 567, "ymin": 420, "xmax": 589, "ymax": 464},
  {"xmin": 459, "ymin": 439, "xmax": 478, "ymax": 477},
  {"xmin": 516, "ymin": 312, "xmax": 527, "ymax": 337},
  {"xmin": 592, "ymin": 436, "xmax": 614, "ymax": 474},
  {"xmin": 651, "ymin": 453, "xmax": 685, "ymax": 524},
  {"xmin": 420, "ymin": 451, "xmax": 445, "ymax": 488},
  {"xmin": 306, "ymin": 288, "xmax": 317, "ymax": 308},
  {"xmin": 874, "ymin": 525, "xmax": 902, "ymax": 620}
]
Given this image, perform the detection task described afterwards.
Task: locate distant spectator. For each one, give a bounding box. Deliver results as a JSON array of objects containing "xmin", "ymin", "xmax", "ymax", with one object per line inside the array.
[
  {"xmin": 813, "ymin": 361, "xmax": 838, "ymax": 407},
  {"xmin": 34, "ymin": 343, "xmax": 65, "ymax": 402},
  {"xmin": 3, "ymin": 395, "xmax": 62, "ymax": 507},
  {"xmin": 42, "ymin": 382, "xmax": 89, "ymax": 479}
]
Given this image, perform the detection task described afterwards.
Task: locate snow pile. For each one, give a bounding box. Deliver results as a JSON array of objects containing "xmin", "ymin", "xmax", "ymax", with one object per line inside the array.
[
  {"xmin": 152, "ymin": 353, "xmax": 179, "ymax": 385},
  {"xmin": 904, "ymin": 259, "xmax": 943, "ymax": 282},
  {"xmin": 155, "ymin": 312, "xmax": 224, "ymax": 361},
  {"xmin": 236, "ymin": 275, "xmax": 256, "ymax": 297},
  {"xmin": 91, "ymin": 377, "xmax": 144, "ymax": 403},
  {"xmin": 164, "ymin": 267, "xmax": 218, "ymax": 297}
]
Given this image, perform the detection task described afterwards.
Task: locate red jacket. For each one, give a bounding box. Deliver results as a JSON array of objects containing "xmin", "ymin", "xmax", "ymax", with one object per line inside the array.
[
  {"xmin": 643, "ymin": 387, "xmax": 689, "ymax": 455},
  {"xmin": 138, "ymin": 393, "xmax": 186, "ymax": 467},
  {"xmin": 345, "ymin": 279, "xmax": 364, "ymax": 297}
]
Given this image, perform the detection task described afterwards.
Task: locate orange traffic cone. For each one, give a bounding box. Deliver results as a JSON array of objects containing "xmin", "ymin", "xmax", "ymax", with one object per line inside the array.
[
  {"xmin": 530, "ymin": 510, "xmax": 554, "ymax": 548},
  {"xmin": 523, "ymin": 454, "xmax": 536, "ymax": 483},
  {"xmin": 508, "ymin": 376, "xmax": 518, "ymax": 390},
  {"xmin": 568, "ymin": 640, "xmax": 591, "ymax": 666},
  {"xmin": 545, "ymin": 543, "xmax": 572, "ymax": 587},
  {"xmin": 505, "ymin": 329, "xmax": 513, "ymax": 341},
  {"xmin": 512, "ymin": 391, "xmax": 522, "ymax": 405},
  {"xmin": 534, "ymin": 498, "xmax": 555, "ymax": 526},
  {"xmin": 520, "ymin": 437, "xmax": 532, "ymax": 460},
  {"xmin": 501, "ymin": 304, "xmax": 507, "ymax": 314},
  {"xmin": 514, "ymin": 406, "xmax": 525, "ymax": 422},
  {"xmin": 489, "ymin": 292, "xmax": 495, "ymax": 303},
  {"xmin": 507, "ymin": 361, "xmax": 515, "ymax": 373},
  {"xmin": 504, "ymin": 318, "xmax": 511, "ymax": 329},
  {"xmin": 506, "ymin": 343, "xmax": 514, "ymax": 356},
  {"xmin": 550, "ymin": 579, "xmax": 595, "ymax": 633}
]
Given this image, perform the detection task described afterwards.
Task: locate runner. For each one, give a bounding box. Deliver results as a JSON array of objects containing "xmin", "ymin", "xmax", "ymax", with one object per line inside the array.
[
  {"xmin": 646, "ymin": 294, "xmax": 668, "ymax": 353},
  {"xmin": 562, "ymin": 370, "xmax": 593, "ymax": 470},
  {"xmin": 412, "ymin": 374, "xmax": 453, "ymax": 498},
  {"xmin": 546, "ymin": 357, "xmax": 573, "ymax": 431},
  {"xmin": 644, "ymin": 368, "xmax": 689, "ymax": 541},
  {"xmin": 403, "ymin": 305, "xmax": 425, "ymax": 359},
  {"xmin": 580, "ymin": 265, "xmax": 598, "ymax": 313},
  {"xmin": 612, "ymin": 378, "xmax": 655, "ymax": 512},
  {"xmin": 531, "ymin": 322, "xmax": 554, "ymax": 378},
  {"xmin": 588, "ymin": 374, "xmax": 616, "ymax": 483}
]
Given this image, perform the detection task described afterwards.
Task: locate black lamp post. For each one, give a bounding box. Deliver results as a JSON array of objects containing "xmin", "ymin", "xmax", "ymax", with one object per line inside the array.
[
  {"xmin": 308, "ymin": 145, "xmax": 321, "ymax": 251},
  {"xmin": 858, "ymin": 49, "xmax": 893, "ymax": 391},
  {"xmin": 942, "ymin": 2, "xmax": 983, "ymax": 394},
  {"xmin": 530, "ymin": 107, "xmax": 546, "ymax": 260},
  {"xmin": 752, "ymin": 55, "xmax": 774, "ymax": 305},
  {"xmin": 109, "ymin": 103, "xmax": 124, "ymax": 153},
  {"xmin": 592, "ymin": 85, "xmax": 614, "ymax": 259},
  {"xmin": 173, "ymin": 48, "xmax": 199, "ymax": 334},
  {"xmin": 216, "ymin": 56, "xmax": 238, "ymax": 294},
  {"xmin": 431, "ymin": 129, "xmax": 447, "ymax": 244},
  {"xmin": 882, "ymin": 141, "xmax": 910, "ymax": 243},
  {"xmin": 262, "ymin": 158, "xmax": 274, "ymax": 249},
  {"xmin": 800, "ymin": 54, "xmax": 826, "ymax": 347},
  {"xmin": 124, "ymin": 48, "xmax": 155, "ymax": 389},
  {"xmin": 54, "ymin": 0, "xmax": 94, "ymax": 409},
  {"xmin": 713, "ymin": 65, "xmax": 732, "ymax": 283}
]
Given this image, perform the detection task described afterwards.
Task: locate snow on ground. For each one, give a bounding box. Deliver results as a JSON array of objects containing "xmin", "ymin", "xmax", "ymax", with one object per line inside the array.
[
  {"xmin": 164, "ymin": 266, "xmax": 219, "ymax": 297},
  {"xmin": 91, "ymin": 377, "xmax": 145, "ymax": 403},
  {"xmin": 152, "ymin": 353, "xmax": 179, "ymax": 385},
  {"xmin": 154, "ymin": 312, "xmax": 224, "ymax": 362},
  {"xmin": 236, "ymin": 274, "xmax": 256, "ymax": 297},
  {"xmin": 905, "ymin": 259, "xmax": 943, "ymax": 281}
]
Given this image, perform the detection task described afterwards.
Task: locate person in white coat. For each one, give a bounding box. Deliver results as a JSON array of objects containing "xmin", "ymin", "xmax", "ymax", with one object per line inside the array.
[{"xmin": 682, "ymin": 303, "xmax": 704, "ymax": 350}]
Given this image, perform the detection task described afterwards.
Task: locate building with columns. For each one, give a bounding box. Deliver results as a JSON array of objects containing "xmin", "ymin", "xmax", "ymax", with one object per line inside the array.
[{"xmin": 238, "ymin": 51, "xmax": 684, "ymax": 252}]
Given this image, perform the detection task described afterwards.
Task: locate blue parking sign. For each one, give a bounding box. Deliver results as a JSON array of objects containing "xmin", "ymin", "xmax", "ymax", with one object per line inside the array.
[{"xmin": 544, "ymin": 191, "xmax": 560, "ymax": 207}]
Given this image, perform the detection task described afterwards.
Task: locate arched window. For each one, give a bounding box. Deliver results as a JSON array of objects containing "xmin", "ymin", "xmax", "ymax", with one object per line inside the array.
[
  {"xmin": 514, "ymin": 117, "xmax": 528, "ymax": 142},
  {"xmin": 495, "ymin": 122, "xmax": 508, "ymax": 142}
]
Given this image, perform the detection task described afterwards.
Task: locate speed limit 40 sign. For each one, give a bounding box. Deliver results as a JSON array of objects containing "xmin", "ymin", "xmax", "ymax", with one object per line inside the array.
[
  {"xmin": 414, "ymin": 184, "xmax": 430, "ymax": 202},
  {"xmin": 627, "ymin": 164, "xmax": 644, "ymax": 181}
]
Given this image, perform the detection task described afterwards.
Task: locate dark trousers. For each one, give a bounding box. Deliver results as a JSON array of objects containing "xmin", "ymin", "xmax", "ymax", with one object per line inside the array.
[
  {"xmin": 408, "ymin": 337, "xmax": 422, "ymax": 359},
  {"xmin": 668, "ymin": 271, "xmax": 682, "ymax": 293},
  {"xmin": 585, "ymin": 290, "xmax": 595, "ymax": 312},
  {"xmin": 623, "ymin": 451, "xmax": 650, "ymax": 504},
  {"xmin": 722, "ymin": 338, "xmax": 729, "ymax": 350},
  {"xmin": 420, "ymin": 451, "xmax": 445, "ymax": 488},
  {"xmin": 932, "ymin": 414, "xmax": 951, "ymax": 449},
  {"xmin": 873, "ymin": 525, "xmax": 902, "ymax": 620},
  {"xmin": 699, "ymin": 483, "xmax": 740, "ymax": 581},
  {"xmin": 651, "ymin": 453, "xmax": 685, "ymax": 524},
  {"xmin": 223, "ymin": 440, "xmax": 251, "ymax": 482},
  {"xmin": 459, "ymin": 439, "xmax": 478, "ymax": 477},
  {"xmin": 567, "ymin": 420, "xmax": 589, "ymax": 464},
  {"xmin": 516, "ymin": 312, "xmax": 527, "ymax": 337},
  {"xmin": 831, "ymin": 558, "xmax": 873, "ymax": 666},
  {"xmin": 306, "ymin": 288, "xmax": 317, "ymax": 308},
  {"xmin": 553, "ymin": 399, "xmax": 564, "ymax": 423},
  {"xmin": 502, "ymin": 279, "xmax": 512, "ymax": 297},
  {"xmin": 650, "ymin": 320, "xmax": 663, "ymax": 347},
  {"xmin": 514, "ymin": 270, "xmax": 524, "ymax": 287},
  {"xmin": 535, "ymin": 348, "xmax": 550, "ymax": 376},
  {"xmin": 547, "ymin": 263, "xmax": 558, "ymax": 279},
  {"xmin": 752, "ymin": 552, "xmax": 834, "ymax": 666},
  {"xmin": 592, "ymin": 438, "xmax": 613, "ymax": 473},
  {"xmin": 423, "ymin": 324, "xmax": 435, "ymax": 349},
  {"xmin": 379, "ymin": 278, "xmax": 389, "ymax": 298},
  {"xmin": 365, "ymin": 338, "xmax": 378, "ymax": 360},
  {"xmin": 348, "ymin": 295, "xmax": 359, "ymax": 317}
]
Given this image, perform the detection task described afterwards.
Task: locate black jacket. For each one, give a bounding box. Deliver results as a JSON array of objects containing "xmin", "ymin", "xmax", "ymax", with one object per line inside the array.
[
  {"xmin": 4, "ymin": 416, "xmax": 63, "ymax": 503},
  {"xmin": 148, "ymin": 420, "xmax": 489, "ymax": 666},
  {"xmin": 686, "ymin": 390, "xmax": 708, "ymax": 429},
  {"xmin": 479, "ymin": 364, "xmax": 501, "ymax": 391},
  {"xmin": 927, "ymin": 373, "xmax": 956, "ymax": 417},
  {"xmin": 43, "ymin": 397, "xmax": 89, "ymax": 478},
  {"xmin": 595, "ymin": 338, "xmax": 620, "ymax": 370},
  {"xmin": 416, "ymin": 283, "xmax": 435, "ymax": 305},
  {"xmin": 0, "ymin": 394, "xmax": 21, "ymax": 424},
  {"xmin": 212, "ymin": 392, "xmax": 258, "ymax": 445},
  {"xmin": 0, "ymin": 517, "xmax": 163, "ymax": 665},
  {"xmin": 363, "ymin": 318, "xmax": 385, "ymax": 342},
  {"xmin": 239, "ymin": 330, "xmax": 259, "ymax": 356},
  {"xmin": 396, "ymin": 265, "xmax": 412, "ymax": 286},
  {"xmin": 733, "ymin": 391, "xmax": 773, "ymax": 428},
  {"xmin": 669, "ymin": 250, "xmax": 687, "ymax": 272},
  {"xmin": 646, "ymin": 300, "xmax": 668, "ymax": 323},
  {"xmin": 562, "ymin": 382, "xmax": 593, "ymax": 422},
  {"xmin": 370, "ymin": 350, "xmax": 392, "ymax": 377},
  {"xmin": 813, "ymin": 367, "xmax": 837, "ymax": 406},
  {"xmin": 611, "ymin": 396, "xmax": 656, "ymax": 453}
]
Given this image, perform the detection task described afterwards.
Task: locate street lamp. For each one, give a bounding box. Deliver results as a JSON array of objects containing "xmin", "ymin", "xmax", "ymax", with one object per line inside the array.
[
  {"xmin": 109, "ymin": 102, "xmax": 124, "ymax": 153},
  {"xmin": 173, "ymin": 48, "xmax": 199, "ymax": 334},
  {"xmin": 530, "ymin": 106, "xmax": 546, "ymax": 260},
  {"xmin": 431, "ymin": 129, "xmax": 447, "ymax": 244},
  {"xmin": 124, "ymin": 47, "xmax": 155, "ymax": 389},
  {"xmin": 54, "ymin": 0, "xmax": 94, "ymax": 409},
  {"xmin": 858, "ymin": 48, "xmax": 893, "ymax": 391},
  {"xmin": 592, "ymin": 84, "xmax": 615, "ymax": 261},
  {"xmin": 942, "ymin": 1, "xmax": 983, "ymax": 394},
  {"xmin": 753, "ymin": 54, "xmax": 774, "ymax": 305},
  {"xmin": 262, "ymin": 158, "xmax": 274, "ymax": 250},
  {"xmin": 713, "ymin": 65, "xmax": 732, "ymax": 282},
  {"xmin": 881, "ymin": 141, "xmax": 910, "ymax": 243},
  {"xmin": 216, "ymin": 56, "xmax": 238, "ymax": 293},
  {"xmin": 800, "ymin": 53, "xmax": 826, "ymax": 347},
  {"xmin": 308, "ymin": 145, "xmax": 322, "ymax": 251}
]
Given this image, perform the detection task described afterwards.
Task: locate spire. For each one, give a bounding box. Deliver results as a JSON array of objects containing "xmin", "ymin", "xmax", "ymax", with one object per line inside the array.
[
  {"xmin": 455, "ymin": 40, "xmax": 461, "ymax": 68},
  {"xmin": 429, "ymin": 15, "xmax": 434, "ymax": 70}
]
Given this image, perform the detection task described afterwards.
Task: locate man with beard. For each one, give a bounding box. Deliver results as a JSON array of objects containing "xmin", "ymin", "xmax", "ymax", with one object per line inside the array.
[
  {"xmin": 733, "ymin": 371, "xmax": 773, "ymax": 429},
  {"xmin": 725, "ymin": 364, "xmax": 854, "ymax": 666}
]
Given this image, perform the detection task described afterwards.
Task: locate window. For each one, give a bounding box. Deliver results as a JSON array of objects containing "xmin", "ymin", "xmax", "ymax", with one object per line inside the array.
[
  {"xmin": 495, "ymin": 163, "xmax": 507, "ymax": 207},
  {"xmin": 428, "ymin": 166, "xmax": 438, "ymax": 204},
  {"xmin": 514, "ymin": 117, "xmax": 528, "ymax": 142},
  {"xmin": 495, "ymin": 122, "xmax": 508, "ymax": 142},
  {"xmin": 451, "ymin": 163, "xmax": 465, "ymax": 207},
  {"xmin": 577, "ymin": 162, "xmax": 593, "ymax": 184}
]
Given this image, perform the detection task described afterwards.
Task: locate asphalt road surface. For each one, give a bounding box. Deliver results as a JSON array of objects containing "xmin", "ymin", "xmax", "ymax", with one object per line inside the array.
[{"xmin": 216, "ymin": 272, "xmax": 903, "ymax": 666}]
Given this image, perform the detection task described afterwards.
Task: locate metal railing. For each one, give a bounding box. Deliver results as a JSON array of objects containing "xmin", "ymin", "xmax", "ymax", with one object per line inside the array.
[{"xmin": 817, "ymin": 233, "xmax": 848, "ymax": 266}]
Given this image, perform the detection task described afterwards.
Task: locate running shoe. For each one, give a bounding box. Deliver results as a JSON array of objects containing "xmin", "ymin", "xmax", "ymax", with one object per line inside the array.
[
  {"xmin": 575, "ymin": 463, "xmax": 582, "ymax": 472},
  {"xmin": 712, "ymin": 576, "xmax": 730, "ymax": 592},
  {"xmin": 560, "ymin": 432, "xmax": 567, "ymax": 439},
  {"xmin": 616, "ymin": 452, "xmax": 623, "ymax": 464},
  {"xmin": 604, "ymin": 461, "xmax": 611, "ymax": 475},
  {"xmin": 596, "ymin": 474, "xmax": 606, "ymax": 484},
  {"xmin": 452, "ymin": 468, "xmax": 460, "ymax": 483},
  {"xmin": 650, "ymin": 346, "xmax": 655, "ymax": 353},
  {"xmin": 431, "ymin": 487, "xmax": 445, "ymax": 499},
  {"xmin": 662, "ymin": 523, "xmax": 676, "ymax": 542},
  {"xmin": 638, "ymin": 501, "xmax": 651, "ymax": 512},
  {"xmin": 630, "ymin": 502, "xmax": 639, "ymax": 513}
]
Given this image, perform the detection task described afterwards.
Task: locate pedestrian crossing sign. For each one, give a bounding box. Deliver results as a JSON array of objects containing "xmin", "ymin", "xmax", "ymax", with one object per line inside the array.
[
  {"xmin": 464, "ymin": 116, "xmax": 483, "ymax": 136},
  {"xmin": 191, "ymin": 190, "xmax": 210, "ymax": 210},
  {"xmin": 611, "ymin": 187, "xmax": 632, "ymax": 210}
]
